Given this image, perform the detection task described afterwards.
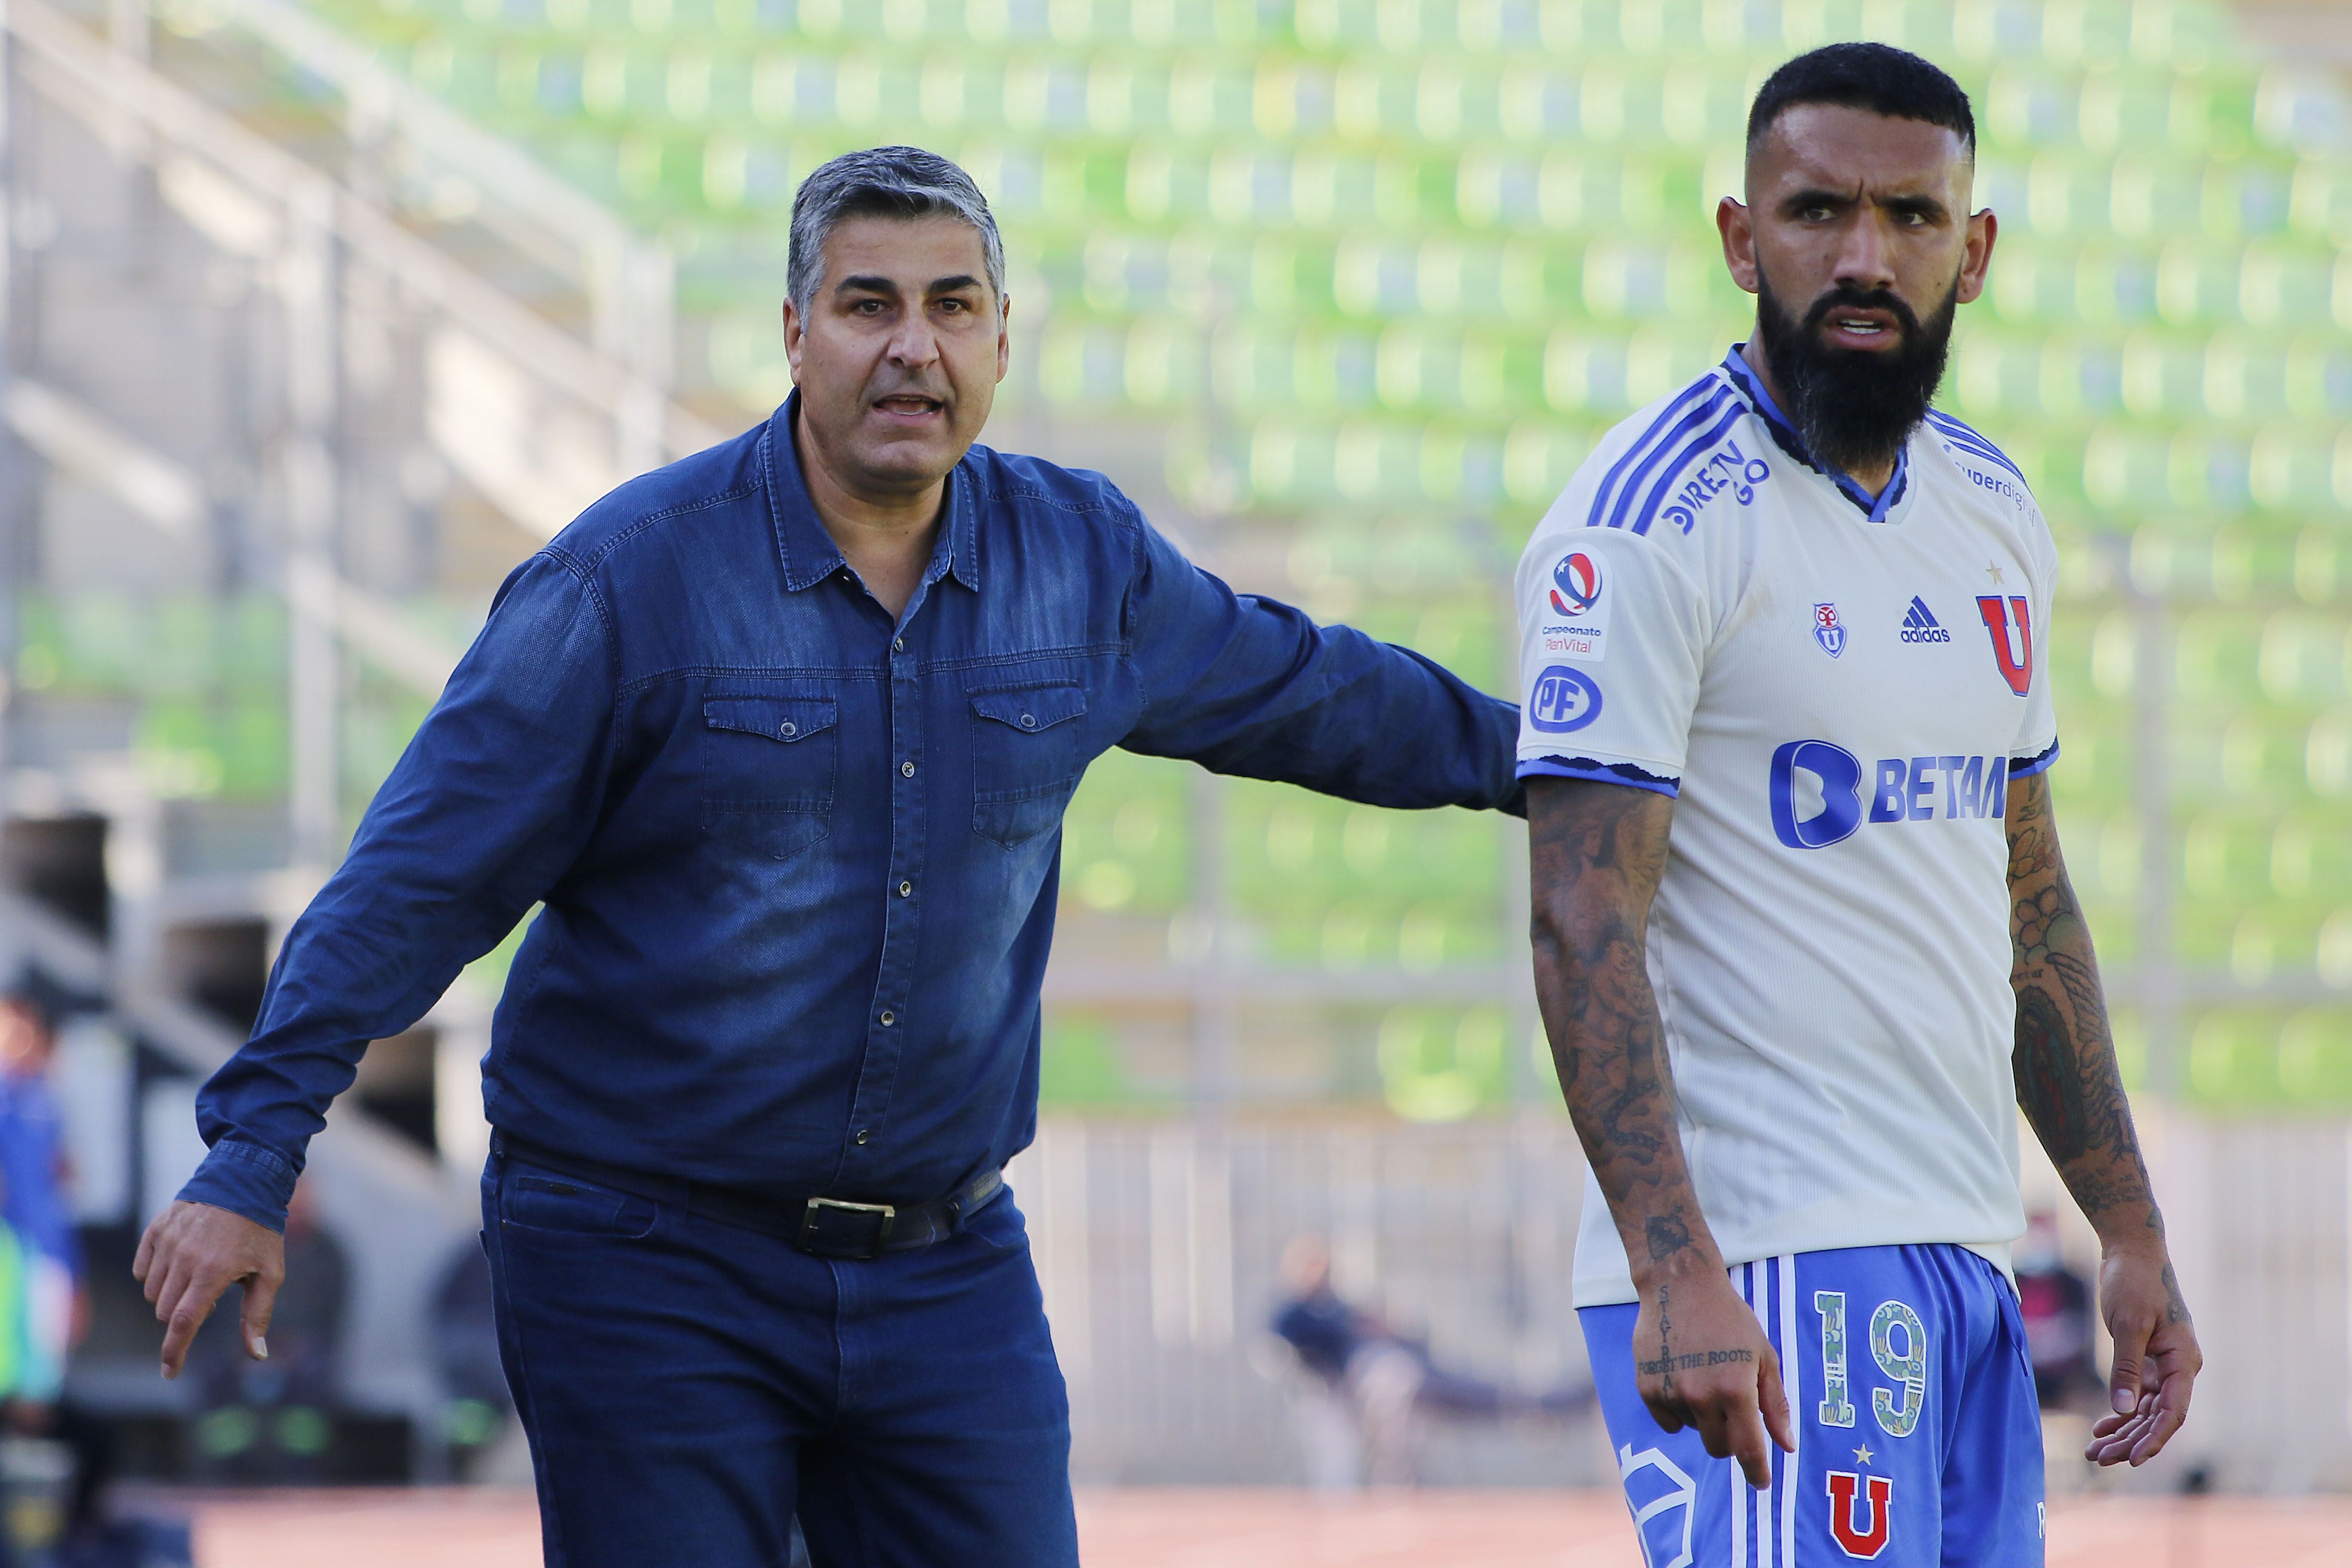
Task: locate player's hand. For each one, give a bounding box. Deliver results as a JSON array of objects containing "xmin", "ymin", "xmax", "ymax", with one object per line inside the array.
[
  {"xmin": 1633, "ymin": 1267, "xmax": 1794, "ymax": 1488},
  {"xmin": 2084, "ymin": 1243, "xmax": 2198, "ymax": 1467},
  {"xmin": 132, "ymin": 1200, "xmax": 285, "ymax": 1380}
]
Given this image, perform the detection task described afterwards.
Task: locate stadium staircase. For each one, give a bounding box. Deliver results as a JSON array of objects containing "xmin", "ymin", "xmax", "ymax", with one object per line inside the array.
[{"xmin": 0, "ymin": 0, "xmax": 717, "ymax": 1477}]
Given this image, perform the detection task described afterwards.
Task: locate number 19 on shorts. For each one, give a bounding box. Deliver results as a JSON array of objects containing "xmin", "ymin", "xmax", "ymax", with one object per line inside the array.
[{"xmin": 1815, "ymin": 1290, "xmax": 1927, "ymax": 1560}]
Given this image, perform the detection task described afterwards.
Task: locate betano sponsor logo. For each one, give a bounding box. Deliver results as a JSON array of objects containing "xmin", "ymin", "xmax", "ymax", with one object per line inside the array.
[{"xmin": 1768, "ymin": 742, "xmax": 2012, "ymax": 850}]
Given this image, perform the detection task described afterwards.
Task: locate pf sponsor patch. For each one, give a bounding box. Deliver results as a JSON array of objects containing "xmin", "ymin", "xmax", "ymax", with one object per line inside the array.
[
  {"xmin": 1540, "ymin": 548, "xmax": 1612, "ymax": 662},
  {"xmin": 1527, "ymin": 665, "xmax": 1604, "ymax": 733}
]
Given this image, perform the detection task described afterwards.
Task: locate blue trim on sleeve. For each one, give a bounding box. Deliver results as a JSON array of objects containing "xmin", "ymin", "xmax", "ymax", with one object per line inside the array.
[
  {"xmin": 175, "ymin": 1138, "xmax": 299, "ymax": 1235},
  {"xmin": 1518, "ymin": 756, "xmax": 1681, "ymax": 798},
  {"xmin": 2009, "ymin": 739, "xmax": 2061, "ymax": 779}
]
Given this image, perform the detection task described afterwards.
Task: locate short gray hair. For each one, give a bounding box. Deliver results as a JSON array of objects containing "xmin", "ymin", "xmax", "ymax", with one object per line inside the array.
[{"xmin": 786, "ymin": 146, "xmax": 1006, "ymax": 312}]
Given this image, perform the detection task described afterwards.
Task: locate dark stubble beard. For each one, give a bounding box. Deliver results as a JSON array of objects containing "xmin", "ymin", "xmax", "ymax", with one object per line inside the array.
[{"xmin": 1753, "ymin": 267, "xmax": 1961, "ymax": 479}]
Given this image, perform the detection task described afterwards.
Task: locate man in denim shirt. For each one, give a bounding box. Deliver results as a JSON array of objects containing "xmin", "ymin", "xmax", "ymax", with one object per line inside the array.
[{"xmin": 135, "ymin": 147, "xmax": 1521, "ymax": 1565}]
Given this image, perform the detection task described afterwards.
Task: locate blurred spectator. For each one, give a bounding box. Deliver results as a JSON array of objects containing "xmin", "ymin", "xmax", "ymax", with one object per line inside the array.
[
  {"xmin": 1267, "ymin": 1236, "xmax": 1590, "ymax": 1487},
  {"xmin": 188, "ymin": 1179, "xmax": 347, "ymax": 1483},
  {"xmin": 429, "ymin": 1241, "xmax": 513, "ymax": 1476},
  {"xmin": 0, "ymin": 983, "xmax": 77, "ymax": 1418},
  {"xmin": 2015, "ymin": 1211, "xmax": 2099, "ymax": 1412}
]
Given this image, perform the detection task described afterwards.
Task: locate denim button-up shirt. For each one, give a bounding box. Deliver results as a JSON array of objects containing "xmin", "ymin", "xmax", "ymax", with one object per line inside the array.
[{"xmin": 181, "ymin": 396, "xmax": 1524, "ymax": 1230}]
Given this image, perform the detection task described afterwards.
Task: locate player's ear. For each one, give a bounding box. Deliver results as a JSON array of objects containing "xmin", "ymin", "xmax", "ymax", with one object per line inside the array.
[
  {"xmin": 1718, "ymin": 195, "xmax": 1759, "ymax": 295},
  {"xmin": 1956, "ymin": 207, "xmax": 1997, "ymax": 307}
]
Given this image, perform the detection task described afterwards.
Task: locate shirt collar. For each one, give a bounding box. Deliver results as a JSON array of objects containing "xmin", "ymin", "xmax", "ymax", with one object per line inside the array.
[
  {"xmin": 763, "ymin": 390, "xmax": 981, "ymax": 594},
  {"xmin": 1719, "ymin": 345, "xmax": 1912, "ymax": 525}
]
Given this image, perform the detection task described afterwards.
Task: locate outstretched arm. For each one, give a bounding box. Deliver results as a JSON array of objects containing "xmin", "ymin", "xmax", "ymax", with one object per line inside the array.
[
  {"xmin": 1529, "ymin": 777, "xmax": 1791, "ymax": 1487},
  {"xmin": 2005, "ymin": 770, "xmax": 2200, "ymax": 1465},
  {"xmin": 1117, "ymin": 507, "xmax": 1524, "ymax": 816}
]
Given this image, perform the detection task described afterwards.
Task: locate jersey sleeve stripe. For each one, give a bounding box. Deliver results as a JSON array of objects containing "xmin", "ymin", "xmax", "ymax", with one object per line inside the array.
[
  {"xmin": 1599, "ymin": 387, "xmax": 1739, "ymax": 532},
  {"xmin": 1624, "ymin": 401, "xmax": 1750, "ymax": 536},
  {"xmin": 1926, "ymin": 411, "xmax": 2030, "ymax": 486},
  {"xmin": 1593, "ymin": 383, "xmax": 1738, "ymax": 531},
  {"xmin": 1589, "ymin": 376, "xmax": 1726, "ymax": 525},
  {"xmin": 1517, "ymin": 755, "xmax": 1682, "ymax": 797},
  {"xmin": 2010, "ymin": 738, "xmax": 2061, "ymax": 778}
]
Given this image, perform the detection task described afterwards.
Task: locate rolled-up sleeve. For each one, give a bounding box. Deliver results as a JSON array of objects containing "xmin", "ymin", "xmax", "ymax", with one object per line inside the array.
[
  {"xmin": 1117, "ymin": 508, "xmax": 1523, "ymax": 815},
  {"xmin": 177, "ymin": 551, "xmax": 616, "ymax": 1231}
]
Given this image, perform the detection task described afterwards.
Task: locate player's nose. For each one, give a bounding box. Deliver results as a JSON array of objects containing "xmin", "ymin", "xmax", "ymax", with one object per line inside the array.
[{"xmin": 1829, "ymin": 215, "xmax": 1899, "ymax": 296}]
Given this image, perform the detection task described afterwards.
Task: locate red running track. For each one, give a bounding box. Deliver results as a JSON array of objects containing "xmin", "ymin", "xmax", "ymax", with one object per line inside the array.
[{"xmin": 181, "ymin": 1487, "xmax": 2352, "ymax": 1567}]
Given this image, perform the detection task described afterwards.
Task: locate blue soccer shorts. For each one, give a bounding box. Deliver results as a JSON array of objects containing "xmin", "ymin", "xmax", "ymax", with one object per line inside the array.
[{"xmin": 1580, "ymin": 1243, "xmax": 2045, "ymax": 1567}]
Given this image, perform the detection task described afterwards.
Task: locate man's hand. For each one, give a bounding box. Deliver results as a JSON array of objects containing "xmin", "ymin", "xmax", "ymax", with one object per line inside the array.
[
  {"xmin": 1633, "ymin": 1264, "xmax": 1794, "ymax": 1488},
  {"xmin": 2084, "ymin": 1244, "xmax": 2199, "ymax": 1467},
  {"xmin": 132, "ymin": 1200, "xmax": 284, "ymax": 1380}
]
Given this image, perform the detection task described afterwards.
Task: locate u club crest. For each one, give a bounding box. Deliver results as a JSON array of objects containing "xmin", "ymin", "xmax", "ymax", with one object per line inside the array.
[{"xmin": 1813, "ymin": 602, "xmax": 1847, "ymax": 658}]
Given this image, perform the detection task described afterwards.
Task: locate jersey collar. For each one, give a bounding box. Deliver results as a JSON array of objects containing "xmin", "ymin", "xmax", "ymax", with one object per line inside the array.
[{"xmin": 1720, "ymin": 346, "xmax": 1913, "ymax": 525}]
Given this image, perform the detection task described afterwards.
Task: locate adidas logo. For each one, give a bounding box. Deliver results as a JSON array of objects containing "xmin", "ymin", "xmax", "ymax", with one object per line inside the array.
[{"xmin": 1900, "ymin": 596, "xmax": 1953, "ymax": 644}]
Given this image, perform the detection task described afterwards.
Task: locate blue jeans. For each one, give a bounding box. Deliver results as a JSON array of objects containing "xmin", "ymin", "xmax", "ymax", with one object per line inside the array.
[{"xmin": 482, "ymin": 1148, "xmax": 1078, "ymax": 1568}]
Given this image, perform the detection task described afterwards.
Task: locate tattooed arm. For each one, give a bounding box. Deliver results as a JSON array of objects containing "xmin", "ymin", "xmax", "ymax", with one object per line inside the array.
[
  {"xmin": 1528, "ymin": 777, "xmax": 1792, "ymax": 1487},
  {"xmin": 2005, "ymin": 769, "xmax": 2201, "ymax": 1465}
]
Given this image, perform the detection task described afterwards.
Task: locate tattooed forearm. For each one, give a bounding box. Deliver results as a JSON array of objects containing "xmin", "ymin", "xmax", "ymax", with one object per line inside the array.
[
  {"xmin": 2005, "ymin": 772, "xmax": 2162, "ymax": 1244},
  {"xmin": 1528, "ymin": 777, "xmax": 1721, "ymax": 1285}
]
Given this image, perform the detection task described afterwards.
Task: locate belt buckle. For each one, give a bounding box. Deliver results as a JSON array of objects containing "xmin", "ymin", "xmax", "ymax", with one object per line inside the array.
[{"xmin": 800, "ymin": 1196, "xmax": 897, "ymax": 1260}]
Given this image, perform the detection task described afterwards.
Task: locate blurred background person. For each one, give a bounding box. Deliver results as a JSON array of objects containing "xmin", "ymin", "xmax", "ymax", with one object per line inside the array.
[
  {"xmin": 1268, "ymin": 1236, "xmax": 1590, "ymax": 1487},
  {"xmin": 186, "ymin": 1180, "xmax": 347, "ymax": 1485},
  {"xmin": 2016, "ymin": 1210, "xmax": 2100, "ymax": 1413},
  {"xmin": 428, "ymin": 1239, "xmax": 517, "ymax": 1482},
  {"xmin": 0, "ymin": 983, "xmax": 76, "ymax": 1429}
]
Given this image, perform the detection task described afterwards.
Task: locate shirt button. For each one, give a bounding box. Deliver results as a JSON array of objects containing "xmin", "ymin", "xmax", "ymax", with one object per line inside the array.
[
  {"xmin": 879, "ymin": 1011, "xmax": 896, "ymax": 1027},
  {"xmin": 779, "ymin": 721, "xmax": 797, "ymax": 738},
  {"xmin": 854, "ymin": 1128, "xmax": 870, "ymax": 1145},
  {"xmin": 893, "ymin": 637, "xmax": 905, "ymax": 652},
  {"xmin": 901, "ymin": 760, "xmax": 916, "ymax": 777},
  {"xmin": 1020, "ymin": 712, "xmax": 1037, "ymax": 729},
  {"xmin": 898, "ymin": 880, "xmax": 913, "ymax": 897}
]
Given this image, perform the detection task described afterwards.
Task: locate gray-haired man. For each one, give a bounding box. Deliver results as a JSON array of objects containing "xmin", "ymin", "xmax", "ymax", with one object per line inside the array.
[{"xmin": 134, "ymin": 146, "xmax": 1524, "ymax": 1563}]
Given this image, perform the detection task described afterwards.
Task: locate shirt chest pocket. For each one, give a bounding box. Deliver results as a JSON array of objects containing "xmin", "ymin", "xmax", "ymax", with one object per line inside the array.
[
  {"xmin": 970, "ymin": 683, "xmax": 1090, "ymax": 849},
  {"xmin": 701, "ymin": 695, "xmax": 838, "ymax": 861}
]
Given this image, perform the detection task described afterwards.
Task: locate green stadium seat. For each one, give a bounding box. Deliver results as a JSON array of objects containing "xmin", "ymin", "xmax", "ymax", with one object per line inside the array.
[
  {"xmin": 2186, "ymin": 1010, "xmax": 2287, "ymax": 1105},
  {"xmin": 1377, "ymin": 1004, "xmax": 1508, "ymax": 1121},
  {"xmin": 1248, "ymin": 420, "xmax": 1338, "ymax": 504},
  {"xmin": 2278, "ymin": 1007, "xmax": 2352, "ymax": 1102},
  {"xmin": 2077, "ymin": 63, "xmax": 2174, "ymax": 152}
]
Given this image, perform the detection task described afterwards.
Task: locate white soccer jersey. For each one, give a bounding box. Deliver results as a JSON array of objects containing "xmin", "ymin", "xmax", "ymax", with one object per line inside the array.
[{"xmin": 1516, "ymin": 348, "xmax": 2059, "ymax": 1308}]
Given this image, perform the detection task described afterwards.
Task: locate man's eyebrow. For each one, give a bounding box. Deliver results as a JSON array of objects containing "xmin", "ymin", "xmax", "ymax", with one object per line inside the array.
[
  {"xmin": 926, "ymin": 274, "xmax": 985, "ymax": 295},
  {"xmin": 1779, "ymin": 184, "xmax": 1951, "ymax": 217},
  {"xmin": 832, "ymin": 273, "xmax": 900, "ymax": 295}
]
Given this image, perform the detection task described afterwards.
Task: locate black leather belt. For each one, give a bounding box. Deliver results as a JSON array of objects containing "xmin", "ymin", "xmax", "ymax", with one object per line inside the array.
[{"xmin": 493, "ymin": 1132, "xmax": 1004, "ymax": 1261}]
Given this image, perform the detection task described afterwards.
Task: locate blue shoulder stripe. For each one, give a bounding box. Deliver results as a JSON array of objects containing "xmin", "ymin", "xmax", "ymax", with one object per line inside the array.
[
  {"xmin": 1598, "ymin": 386, "xmax": 1740, "ymax": 532},
  {"xmin": 1624, "ymin": 401, "xmax": 1750, "ymax": 536},
  {"xmin": 1926, "ymin": 412, "xmax": 2029, "ymax": 486},
  {"xmin": 1588, "ymin": 375, "xmax": 1731, "ymax": 528}
]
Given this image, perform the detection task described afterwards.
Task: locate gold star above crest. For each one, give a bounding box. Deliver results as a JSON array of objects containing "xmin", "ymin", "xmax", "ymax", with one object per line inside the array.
[
  {"xmin": 1985, "ymin": 561, "xmax": 2005, "ymax": 585},
  {"xmin": 1853, "ymin": 1443, "xmax": 1875, "ymax": 1466}
]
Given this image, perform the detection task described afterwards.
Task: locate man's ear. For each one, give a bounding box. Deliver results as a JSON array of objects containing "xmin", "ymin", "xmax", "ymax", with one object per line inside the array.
[
  {"xmin": 782, "ymin": 297, "xmax": 804, "ymax": 381},
  {"xmin": 1718, "ymin": 195, "xmax": 1760, "ymax": 296},
  {"xmin": 1957, "ymin": 208, "xmax": 1998, "ymax": 307},
  {"xmin": 996, "ymin": 294, "xmax": 1011, "ymax": 383}
]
